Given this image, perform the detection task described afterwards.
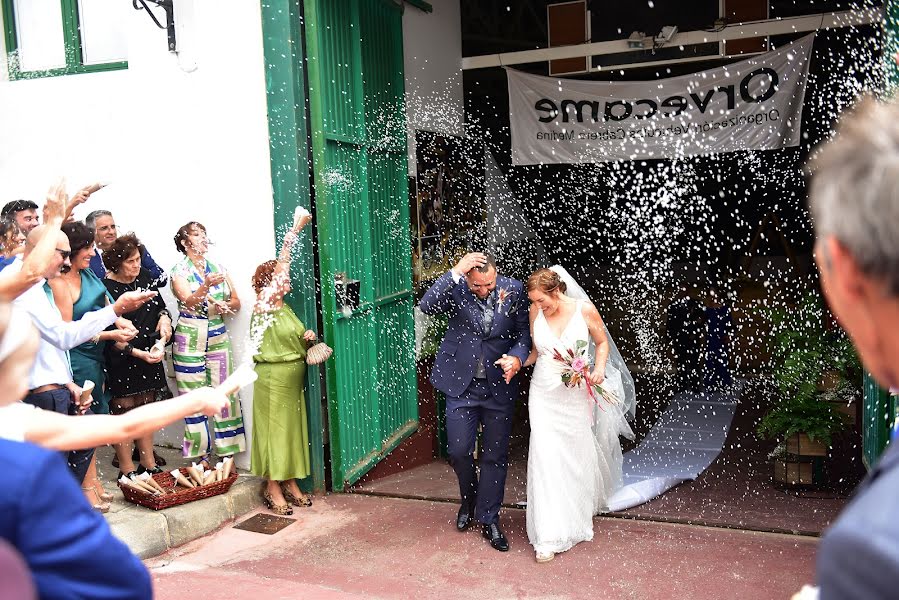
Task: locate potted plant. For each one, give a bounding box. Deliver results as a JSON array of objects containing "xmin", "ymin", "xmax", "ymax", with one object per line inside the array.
[{"xmin": 757, "ymin": 293, "xmax": 860, "ymax": 485}]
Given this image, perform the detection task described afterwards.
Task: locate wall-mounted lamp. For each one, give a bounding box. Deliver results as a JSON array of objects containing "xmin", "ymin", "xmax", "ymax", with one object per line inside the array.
[{"xmin": 132, "ymin": 0, "xmax": 176, "ymax": 52}]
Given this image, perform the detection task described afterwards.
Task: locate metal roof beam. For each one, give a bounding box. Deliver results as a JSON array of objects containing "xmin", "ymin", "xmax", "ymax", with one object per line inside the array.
[{"xmin": 461, "ymin": 7, "xmax": 883, "ymax": 71}]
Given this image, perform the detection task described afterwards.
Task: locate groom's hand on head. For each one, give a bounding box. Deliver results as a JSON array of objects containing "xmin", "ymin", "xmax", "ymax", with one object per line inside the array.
[{"xmin": 452, "ymin": 253, "xmax": 487, "ymax": 278}]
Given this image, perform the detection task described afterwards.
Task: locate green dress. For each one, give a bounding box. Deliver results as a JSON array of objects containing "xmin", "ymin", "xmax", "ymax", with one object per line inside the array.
[
  {"xmin": 71, "ymin": 268, "xmax": 112, "ymax": 414},
  {"xmin": 250, "ymin": 304, "xmax": 311, "ymax": 480}
]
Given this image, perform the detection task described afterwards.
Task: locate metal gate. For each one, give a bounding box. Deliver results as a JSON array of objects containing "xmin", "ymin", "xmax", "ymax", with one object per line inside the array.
[{"xmin": 303, "ymin": 0, "xmax": 417, "ymax": 488}]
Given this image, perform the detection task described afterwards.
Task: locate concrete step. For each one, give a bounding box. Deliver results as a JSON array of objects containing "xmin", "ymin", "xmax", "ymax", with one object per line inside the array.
[{"xmin": 95, "ymin": 445, "xmax": 263, "ymax": 558}]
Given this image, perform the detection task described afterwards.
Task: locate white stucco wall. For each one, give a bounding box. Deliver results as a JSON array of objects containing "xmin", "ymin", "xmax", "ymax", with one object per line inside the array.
[
  {"xmin": 0, "ymin": 1, "xmax": 276, "ymax": 469},
  {"xmin": 403, "ymin": 0, "xmax": 464, "ymax": 175}
]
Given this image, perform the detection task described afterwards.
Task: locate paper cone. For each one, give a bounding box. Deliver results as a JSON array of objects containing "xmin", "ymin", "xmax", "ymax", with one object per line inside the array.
[
  {"xmin": 127, "ymin": 477, "xmax": 158, "ymax": 494},
  {"xmin": 171, "ymin": 469, "xmax": 195, "ymax": 489},
  {"xmin": 187, "ymin": 464, "xmax": 205, "ymax": 486},
  {"xmin": 139, "ymin": 472, "xmax": 166, "ymax": 494},
  {"xmin": 222, "ymin": 456, "xmax": 234, "ymax": 478},
  {"xmin": 202, "ymin": 470, "xmax": 216, "ymax": 485},
  {"xmin": 80, "ymin": 380, "xmax": 95, "ymax": 403},
  {"xmin": 119, "ymin": 476, "xmax": 146, "ymax": 494},
  {"xmin": 214, "ymin": 463, "xmax": 224, "ymax": 482}
]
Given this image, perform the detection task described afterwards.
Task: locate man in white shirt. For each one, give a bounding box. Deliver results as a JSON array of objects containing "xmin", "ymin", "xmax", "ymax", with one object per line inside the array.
[{"xmin": 10, "ymin": 225, "xmax": 154, "ymax": 482}]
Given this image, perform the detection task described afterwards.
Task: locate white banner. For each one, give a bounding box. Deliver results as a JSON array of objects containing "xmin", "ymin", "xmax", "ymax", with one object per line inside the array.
[{"xmin": 508, "ymin": 34, "xmax": 814, "ymax": 165}]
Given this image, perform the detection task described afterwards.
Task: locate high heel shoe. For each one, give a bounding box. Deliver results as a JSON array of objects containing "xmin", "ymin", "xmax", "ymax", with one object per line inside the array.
[
  {"xmin": 92, "ymin": 482, "xmax": 113, "ymax": 502},
  {"xmin": 82, "ymin": 486, "xmax": 110, "ymax": 514},
  {"xmin": 261, "ymin": 484, "xmax": 293, "ymax": 516},
  {"xmin": 139, "ymin": 465, "xmax": 164, "ymax": 475},
  {"xmin": 280, "ymin": 482, "xmax": 312, "ymax": 507}
]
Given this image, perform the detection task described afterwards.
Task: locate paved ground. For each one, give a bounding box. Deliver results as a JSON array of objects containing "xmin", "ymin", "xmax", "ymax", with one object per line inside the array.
[
  {"xmin": 148, "ymin": 494, "xmax": 818, "ymax": 600},
  {"xmin": 356, "ymin": 380, "xmax": 854, "ymax": 535}
]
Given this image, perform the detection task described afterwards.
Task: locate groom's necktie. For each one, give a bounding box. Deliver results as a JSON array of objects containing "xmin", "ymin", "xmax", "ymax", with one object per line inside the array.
[
  {"xmin": 473, "ymin": 292, "xmax": 496, "ymax": 379},
  {"xmin": 480, "ymin": 293, "xmax": 495, "ymax": 335}
]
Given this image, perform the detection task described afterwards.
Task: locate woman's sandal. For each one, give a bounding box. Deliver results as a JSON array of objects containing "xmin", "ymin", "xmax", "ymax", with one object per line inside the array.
[
  {"xmin": 262, "ymin": 484, "xmax": 293, "ymax": 516},
  {"xmin": 535, "ymin": 551, "xmax": 555, "ymax": 563},
  {"xmin": 280, "ymin": 482, "xmax": 312, "ymax": 507},
  {"xmin": 92, "ymin": 482, "xmax": 114, "ymax": 502},
  {"xmin": 82, "ymin": 486, "xmax": 111, "ymax": 514}
]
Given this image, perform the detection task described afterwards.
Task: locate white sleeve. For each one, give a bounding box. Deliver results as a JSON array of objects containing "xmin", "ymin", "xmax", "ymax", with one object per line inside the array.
[{"xmin": 16, "ymin": 285, "xmax": 118, "ymax": 350}]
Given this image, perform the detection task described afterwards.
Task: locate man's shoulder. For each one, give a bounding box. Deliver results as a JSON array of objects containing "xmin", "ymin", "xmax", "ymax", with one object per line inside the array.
[
  {"xmin": 497, "ymin": 275, "xmax": 523, "ymax": 290},
  {"xmin": 824, "ymin": 446, "xmax": 899, "ymax": 545}
]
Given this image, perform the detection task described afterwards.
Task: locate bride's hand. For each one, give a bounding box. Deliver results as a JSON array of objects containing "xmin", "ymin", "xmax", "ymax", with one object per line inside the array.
[{"xmin": 587, "ymin": 369, "xmax": 605, "ymax": 386}]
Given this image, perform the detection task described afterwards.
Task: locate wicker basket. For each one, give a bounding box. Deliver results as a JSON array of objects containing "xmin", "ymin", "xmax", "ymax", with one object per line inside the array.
[{"xmin": 118, "ymin": 467, "xmax": 239, "ymax": 510}]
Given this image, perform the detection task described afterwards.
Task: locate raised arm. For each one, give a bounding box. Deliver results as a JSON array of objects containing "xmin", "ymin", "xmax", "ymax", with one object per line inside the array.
[
  {"xmin": 257, "ymin": 214, "xmax": 311, "ymax": 310},
  {"xmin": 25, "ymin": 387, "xmax": 231, "ymax": 451}
]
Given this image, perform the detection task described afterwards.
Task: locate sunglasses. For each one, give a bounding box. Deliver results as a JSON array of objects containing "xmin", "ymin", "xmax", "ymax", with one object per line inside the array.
[{"xmin": 55, "ymin": 248, "xmax": 71, "ymax": 260}]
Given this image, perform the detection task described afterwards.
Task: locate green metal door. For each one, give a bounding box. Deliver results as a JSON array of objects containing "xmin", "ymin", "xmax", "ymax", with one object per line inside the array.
[{"xmin": 303, "ymin": 0, "xmax": 417, "ymax": 488}]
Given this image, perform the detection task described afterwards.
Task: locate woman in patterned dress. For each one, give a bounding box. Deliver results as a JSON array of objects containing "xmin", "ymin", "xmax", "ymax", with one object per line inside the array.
[{"xmin": 170, "ymin": 222, "xmax": 245, "ymax": 463}]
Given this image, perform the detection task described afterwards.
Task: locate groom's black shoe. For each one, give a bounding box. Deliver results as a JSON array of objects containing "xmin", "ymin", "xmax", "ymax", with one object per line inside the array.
[
  {"xmin": 456, "ymin": 505, "xmax": 475, "ymax": 531},
  {"xmin": 482, "ymin": 523, "xmax": 509, "ymax": 552}
]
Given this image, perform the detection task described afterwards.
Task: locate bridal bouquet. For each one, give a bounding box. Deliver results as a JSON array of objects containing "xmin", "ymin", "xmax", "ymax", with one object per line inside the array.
[{"xmin": 552, "ymin": 340, "xmax": 620, "ymax": 408}]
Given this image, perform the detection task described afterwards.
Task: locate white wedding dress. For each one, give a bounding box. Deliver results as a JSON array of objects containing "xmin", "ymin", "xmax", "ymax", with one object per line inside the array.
[{"xmin": 526, "ymin": 298, "xmax": 629, "ymax": 555}]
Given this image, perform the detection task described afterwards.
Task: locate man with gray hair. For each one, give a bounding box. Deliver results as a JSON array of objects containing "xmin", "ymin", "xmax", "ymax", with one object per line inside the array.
[
  {"xmin": 85, "ymin": 209, "xmax": 165, "ymax": 283},
  {"xmin": 808, "ymin": 96, "xmax": 899, "ymax": 600}
]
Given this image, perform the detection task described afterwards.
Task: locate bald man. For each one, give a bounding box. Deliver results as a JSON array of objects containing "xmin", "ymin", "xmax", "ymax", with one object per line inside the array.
[{"xmin": 8, "ymin": 225, "xmax": 156, "ymax": 483}]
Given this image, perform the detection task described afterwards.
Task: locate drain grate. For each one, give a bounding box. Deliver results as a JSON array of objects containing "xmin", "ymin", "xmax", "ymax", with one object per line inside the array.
[{"xmin": 233, "ymin": 513, "xmax": 295, "ymax": 535}]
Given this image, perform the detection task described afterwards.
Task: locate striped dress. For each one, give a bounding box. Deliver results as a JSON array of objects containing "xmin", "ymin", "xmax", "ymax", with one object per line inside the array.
[{"xmin": 171, "ymin": 256, "xmax": 246, "ymax": 458}]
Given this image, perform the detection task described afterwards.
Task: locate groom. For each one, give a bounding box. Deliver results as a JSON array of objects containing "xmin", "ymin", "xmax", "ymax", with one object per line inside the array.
[{"xmin": 419, "ymin": 253, "xmax": 531, "ymax": 552}]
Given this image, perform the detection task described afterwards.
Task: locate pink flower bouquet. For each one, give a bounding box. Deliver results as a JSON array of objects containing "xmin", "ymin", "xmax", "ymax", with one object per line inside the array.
[{"xmin": 551, "ymin": 340, "xmax": 620, "ymax": 408}]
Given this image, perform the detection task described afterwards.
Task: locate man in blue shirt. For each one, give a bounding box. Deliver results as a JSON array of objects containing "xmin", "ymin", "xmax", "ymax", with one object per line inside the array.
[
  {"xmin": 809, "ymin": 97, "xmax": 899, "ymax": 599},
  {"xmin": 0, "ymin": 438, "xmax": 152, "ymax": 599},
  {"xmin": 85, "ymin": 209, "xmax": 166, "ymax": 285}
]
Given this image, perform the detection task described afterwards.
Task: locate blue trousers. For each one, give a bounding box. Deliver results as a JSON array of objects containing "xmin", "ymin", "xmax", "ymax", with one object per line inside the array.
[
  {"xmin": 24, "ymin": 389, "xmax": 95, "ymax": 484},
  {"xmin": 445, "ymin": 378, "xmax": 514, "ymax": 525}
]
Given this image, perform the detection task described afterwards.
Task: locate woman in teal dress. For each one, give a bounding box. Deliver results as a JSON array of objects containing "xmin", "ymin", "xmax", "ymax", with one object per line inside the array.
[
  {"xmin": 49, "ymin": 222, "xmax": 137, "ymax": 512},
  {"xmin": 250, "ymin": 213, "xmax": 316, "ymax": 515}
]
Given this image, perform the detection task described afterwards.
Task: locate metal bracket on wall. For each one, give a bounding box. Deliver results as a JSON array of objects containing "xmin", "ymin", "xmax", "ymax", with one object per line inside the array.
[{"xmin": 133, "ymin": 0, "xmax": 176, "ymax": 52}]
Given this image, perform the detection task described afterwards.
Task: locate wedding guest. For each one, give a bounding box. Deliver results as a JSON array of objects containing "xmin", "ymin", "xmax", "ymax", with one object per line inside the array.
[
  {"xmin": 1, "ymin": 199, "xmax": 39, "ymax": 234},
  {"xmin": 703, "ymin": 284, "xmax": 732, "ymax": 390},
  {"xmin": 86, "ymin": 210, "xmax": 170, "ymax": 469},
  {"xmin": 171, "ymin": 221, "xmax": 246, "ymax": 463},
  {"xmin": 808, "ymin": 96, "xmax": 899, "ymax": 600},
  {"xmin": 10, "ymin": 224, "xmax": 153, "ymax": 486},
  {"xmin": 250, "ymin": 213, "xmax": 315, "ymax": 514},
  {"xmin": 0, "ymin": 300, "xmax": 235, "ymax": 454},
  {"xmin": 0, "ymin": 181, "xmax": 67, "ymax": 300},
  {"xmin": 0, "ymin": 439, "xmax": 152, "ymax": 600},
  {"xmin": 103, "ymin": 234, "xmax": 171, "ymax": 478},
  {"xmin": 0, "ymin": 221, "xmax": 24, "ymax": 271},
  {"xmin": 48, "ymin": 221, "xmax": 131, "ymax": 511},
  {"xmin": 86, "ymin": 209, "xmax": 166, "ymax": 284}
]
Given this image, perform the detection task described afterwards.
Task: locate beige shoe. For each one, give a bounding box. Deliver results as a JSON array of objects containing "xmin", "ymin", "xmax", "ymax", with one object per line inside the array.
[{"xmin": 536, "ymin": 551, "xmax": 555, "ymax": 563}]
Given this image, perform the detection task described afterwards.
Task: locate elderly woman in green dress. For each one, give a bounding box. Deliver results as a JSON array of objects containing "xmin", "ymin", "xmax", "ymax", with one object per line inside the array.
[{"xmin": 250, "ymin": 211, "xmax": 315, "ymax": 515}]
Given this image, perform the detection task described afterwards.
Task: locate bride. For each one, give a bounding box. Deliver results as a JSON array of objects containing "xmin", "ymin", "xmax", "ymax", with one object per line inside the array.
[{"xmin": 520, "ymin": 266, "xmax": 635, "ymax": 563}]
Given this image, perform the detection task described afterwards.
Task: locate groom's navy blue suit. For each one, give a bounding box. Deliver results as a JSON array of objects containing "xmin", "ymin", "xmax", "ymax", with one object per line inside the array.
[{"xmin": 420, "ymin": 270, "xmax": 531, "ymax": 525}]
